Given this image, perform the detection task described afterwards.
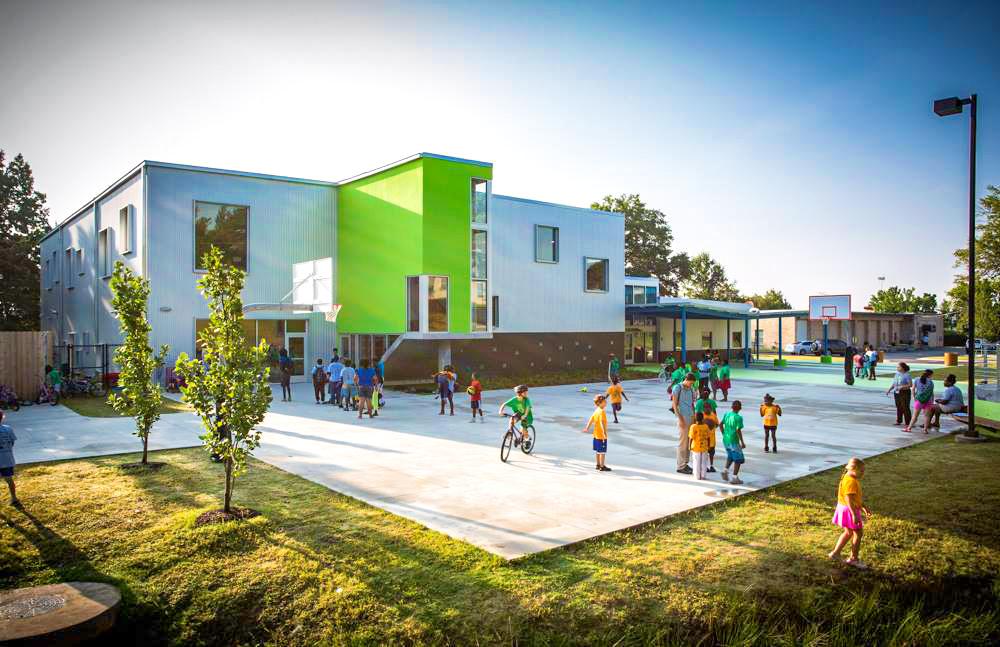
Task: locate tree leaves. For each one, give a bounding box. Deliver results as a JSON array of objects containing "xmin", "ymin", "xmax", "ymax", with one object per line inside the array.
[
  {"xmin": 0, "ymin": 150, "xmax": 50, "ymax": 330},
  {"xmin": 681, "ymin": 252, "xmax": 741, "ymax": 302},
  {"xmin": 744, "ymin": 289, "xmax": 792, "ymax": 310},
  {"xmin": 867, "ymin": 287, "xmax": 938, "ymax": 314},
  {"xmin": 943, "ymin": 185, "xmax": 1000, "ymax": 340}
]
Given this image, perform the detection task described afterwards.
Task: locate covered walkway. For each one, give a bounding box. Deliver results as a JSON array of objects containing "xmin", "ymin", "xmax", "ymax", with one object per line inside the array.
[{"xmin": 626, "ymin": 298, "xmax": 806, "ymax": 367}]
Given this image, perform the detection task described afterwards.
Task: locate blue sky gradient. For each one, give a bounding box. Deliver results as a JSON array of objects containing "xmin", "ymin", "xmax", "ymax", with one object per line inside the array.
[{"xmin": 1, "ymin": 0, "xmax": 996, "ymax": 308}]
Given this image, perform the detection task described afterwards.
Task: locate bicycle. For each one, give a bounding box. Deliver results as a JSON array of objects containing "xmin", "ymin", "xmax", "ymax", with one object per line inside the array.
[
  {"xmin": 500, "ymin": 413, "xmax": 536, "ymax": 463},
  {"xmin": 63, "ymin": 372, "xmax": 106, "ymax": 398}
]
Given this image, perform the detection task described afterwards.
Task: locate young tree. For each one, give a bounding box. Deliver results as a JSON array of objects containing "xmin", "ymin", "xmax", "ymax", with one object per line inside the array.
[
  {"xmin": 681, "ymin": 252, "xmax": 741, "ymax": 302},
  {"xmin": 0, "ymin": 151, "xmax": 50, "ymax": 330},
  {"xmin": 944, "ymin": 185, "xmax": 1000, "ymax": 341},
  {"xmin": 108, "ymin": 262, "xmax": 169, "ymax": 465},
  {"xmin": 176, "ymin": 247, "xmax": 272, "ymax": 515},
  {"xmin": 591, "ymin": 194, "xmax": 690, "ymax": 295},
  {"xmin": 745, "ymin": 289, "xmax": 792, "ymax": 310}
]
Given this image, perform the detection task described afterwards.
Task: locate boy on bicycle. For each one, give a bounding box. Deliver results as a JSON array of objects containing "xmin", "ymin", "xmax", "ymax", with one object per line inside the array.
[{"xmin": 498, "ymin": 384, "xmax": 533, "ymax": 446}]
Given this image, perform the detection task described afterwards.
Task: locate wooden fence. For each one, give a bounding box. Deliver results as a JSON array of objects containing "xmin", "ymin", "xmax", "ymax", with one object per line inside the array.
[{"xmin": 0, "ymin": 331, "xmax": 52, "ymax": 398}]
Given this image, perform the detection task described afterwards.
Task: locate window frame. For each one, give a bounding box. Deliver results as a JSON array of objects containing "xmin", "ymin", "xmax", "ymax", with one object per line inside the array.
[
  {"xmin": 492, "ymin": 295, "xmax": 499, "ymax": 328},
  {"xmin": 405, "ymin": 275, "xmax": 420, "ymax": 333},
  {"xmin": 471, "ymin": 279, "xmax": 488, "ymax": 332},
  {"xmin": 534, "ymin": 225, "xmax": 559, "ymax": 264},
  {"xmin": 471, "ymin": 229, "xmax": 488, "ymax": 280},
  {"xmin": 192, "ymin": 200, "xmax": 250, "ymax": 273},
  {"xmin": 75, "ymin": 249, "xmax": 84, "ymax": 276},
  {"xmin": 45, "ymin": 259, "xmax": 51, "ymax": 290},
  {"xmin": 119, "ymin": 205, "xmax": 134, "ymax": 255},
  {"xmin": 65, "ymin": 248, "xmax": 74, "ymax": 289},
  {"xmin": 427, "ymin": 275, "xmax": 449, "ymax": 333},
  {"xmin": 471, "ymin": 178, "xmax": 488, "ymax": 225},
  {"xmin": 51, "ymin": 251, "xmax": 59, "ymax": 285},
  {"xmin": 583, "ymin": 257, "xmax": 610, "ymax": 293},
  {"xmin": 98, "ymin": 228, "xmax": 112, "ymax": 279}
]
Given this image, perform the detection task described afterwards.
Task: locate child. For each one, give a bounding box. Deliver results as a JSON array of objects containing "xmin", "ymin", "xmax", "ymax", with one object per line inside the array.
[
  {"xmin": 716, "ymin": 359, "xmax": 732, "ymax": 402},
  {"xmin": 467, "ymin": 373, "xmax": 484, "ymax": 422},
  {"xmin": 909, "ymin": 369, "xmax": 935, "ymax": 434},
  {"xmin": 853, "ymin": 352, "xmax": 864, "ymax": 378},
  {"xmin": 0, "ymin": 410, "xmax": 18, "ymax": 506},
  {"xmin": 583, "ymin": 394, "xmax": 611, "ymax": 471},
  {"xmin": 688, "ymin": 412, "xmax": 712, "ymax": 480},
  {"xmin": 828, "ymin": 457, "xmax": 871, "ymax": 568},
  {"xmin": 45, "ymin": 364, "xmax": 61, "ymax": 404},
  {"xmin": 695, "ymin": 389, "xmax": 719, "ymax": 472},
  {"xmin": 311, "ymin": 358, "xmax": 327, "ymax": 404},
  {"xmin": 340, "ymin": 360, "xmax": 357, "ymax": 411},
  {"xmin": 696, "ymin": 355, "xmax": 712, "ymax": 392},
  {"xmin": 605, "ymin": 376, "xmax": 629, "ymax": 423},
  {"xmin": 499, "ymin": 384, "xmax": 533, "ymax": 447},
  {"xmin": 433, "ymin": 366, "xmax": 456, "ymax": 415},
  {"xmin": 760, "ymin": 393, "xmax": 782, "ymax": 453},
  {"xmin": 720, "ymin": 401, "xmax": 746, "ymax": 485},
  {"xmin": 371, "ymin": 373, "xmax": 382, "ymax": 417},
  {"xmin": 326, "ymin": 355, "xmax": 345, "ymax": 406}
]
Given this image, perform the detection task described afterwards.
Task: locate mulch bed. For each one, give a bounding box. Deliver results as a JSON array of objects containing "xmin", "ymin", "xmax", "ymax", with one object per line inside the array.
[
  {"xmin": 195, "ymin": 508, "xmax": 260, "ymax": 526},
  {"xmin": 119, "ymin": 462, "xmax": 166, "ymax": 472}
]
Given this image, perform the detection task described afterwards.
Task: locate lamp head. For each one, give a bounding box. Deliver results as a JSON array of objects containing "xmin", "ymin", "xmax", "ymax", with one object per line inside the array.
[{"xmin": 934, "ymin": 97, "xmax": 963, "ymax": 117}]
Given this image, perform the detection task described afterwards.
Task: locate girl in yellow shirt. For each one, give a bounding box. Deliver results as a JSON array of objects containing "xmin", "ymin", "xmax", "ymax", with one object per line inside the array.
[
  {"xmin": 759, "ymin": 393, "xmax": 782, "ymax": 453},
  {"xmin": 829, "ymin": 457, "xmax": 871, "ymax": 569},
  {"xmin": 688, "ymin": 412, "xmax": 713, "ymax": 480}
]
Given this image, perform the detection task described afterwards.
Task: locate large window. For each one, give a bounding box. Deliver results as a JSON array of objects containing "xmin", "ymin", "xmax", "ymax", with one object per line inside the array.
[
  {"xmin": 471, "ymin": 230, "xmax": 487, "ymax": 279},
  {"xmin": 428, "ymin": 276, "xmax": 449, "ymax": 332},
  {"xmin": 194, "ymin": 201, "xmax": 248, "ymax": 271},
  {"xmin": 645, "ymin": 286, "xmax": 658, "ymax": 303},
  {"xmin": 472, "ymin": 179, "xmax": 488, "ymax": 224},
  {"xmin": 406, "ymin": 276, "xmax": 420, "ymax": 332},
  {"xmin": 585, "ymin": 257, "xmax": 609, "ymax": 292},
  {"xmin": 731, "ymin": 331, "xmax": 743, "ymax": 347},
  {"xmin": 472, "ymin": 280, "xmax": 488, "ymax": 332},
  {"xmin": 535, "ymin": 225, "xmax": 559, "ymax": 263}
]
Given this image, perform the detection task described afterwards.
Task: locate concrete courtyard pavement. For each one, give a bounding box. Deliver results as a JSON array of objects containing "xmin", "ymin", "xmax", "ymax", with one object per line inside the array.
[{"xmin": 8, "ymin": 373, "xmax": 961, "ymax": 559}]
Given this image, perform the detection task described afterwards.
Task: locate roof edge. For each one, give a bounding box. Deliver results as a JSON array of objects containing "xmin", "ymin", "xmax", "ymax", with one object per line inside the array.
[
  {"xmin": 337, "ymin": 152, "xmax": 492, "ymax": 186},
  {"xmin": 492, "ymin": 194, "xmax": 621, "ymax": 218}
]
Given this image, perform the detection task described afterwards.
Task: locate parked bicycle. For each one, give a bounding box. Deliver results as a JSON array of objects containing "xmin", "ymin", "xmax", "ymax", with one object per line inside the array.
[
  {"xmin": 500, "ymin": 412, "xmax": 536, "ymax": 463},
  {"xmin": 62, "ymin": 372, "xmax": 106, "ymax": 398},
  {"xmin": 0, "ymin": 384, "xmax": 20, "ymax": 411},
  {"xmin": 36, "ymin": 382, "xmax": 59, "ymax": 406}
]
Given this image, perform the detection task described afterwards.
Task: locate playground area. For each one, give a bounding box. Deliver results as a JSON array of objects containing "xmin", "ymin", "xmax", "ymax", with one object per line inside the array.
[{"xmin": 7, "ymin": 359, "xmax": 970, "ymax": 559}]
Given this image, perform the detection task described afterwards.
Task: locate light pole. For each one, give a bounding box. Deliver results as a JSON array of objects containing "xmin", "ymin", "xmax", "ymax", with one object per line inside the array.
[
  {"xmin": 934, "ymin": 94, "xmax": 978, "ymax": 439},
  {"xmin": 877, "ymin": 276, "xmax": 885, "ymax": 292}
]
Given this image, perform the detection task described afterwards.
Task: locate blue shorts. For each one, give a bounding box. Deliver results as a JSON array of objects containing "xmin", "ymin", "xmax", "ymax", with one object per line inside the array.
[
  {"xmin": 0, "ymin": 466, "xmax": 13, "ymax": 478},
  {"xmin": 593, "ymin": 438, "xmax": 608, "ymax": 454},
  {"xmin": 725, "ymin": 446, "xmax": 745, "ymax": 464}
]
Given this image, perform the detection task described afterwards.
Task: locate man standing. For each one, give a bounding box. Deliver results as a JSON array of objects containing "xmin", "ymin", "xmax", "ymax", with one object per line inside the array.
[{"xmin": 671, "ymin": 372, "xmax": 697, "ymax": 474}]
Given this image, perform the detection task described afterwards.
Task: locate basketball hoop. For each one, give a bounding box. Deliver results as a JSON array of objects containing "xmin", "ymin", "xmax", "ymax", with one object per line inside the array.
[{"xmin": 324, "ymin": 304, "xmax": 343, "ymax": 323}]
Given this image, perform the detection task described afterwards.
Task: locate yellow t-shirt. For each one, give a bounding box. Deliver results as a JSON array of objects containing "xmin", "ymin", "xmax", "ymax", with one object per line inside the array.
[
  {"xmin": 760, "ymin": 403, "xmax": 782, "ymax": 427},
  {"xmin": 688, "ymin": 423, "xmax": 711, "ymax": 453},
  {"xmin": 590, "ymin": 407, "xmax": 608, "ymax": 440},
  {"xmin": 704, "ymin": 412, "xmax": 719, "ymax": 448},
  {"xmin": 606, "ymin": 384, "xmax": 624, "ymax": 404},
  {"xmin": 837, "ymin": 473, "xmax": 862, "ymax": 507}
]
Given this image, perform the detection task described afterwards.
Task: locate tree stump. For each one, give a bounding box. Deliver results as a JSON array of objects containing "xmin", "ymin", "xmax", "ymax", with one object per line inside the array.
[{"xmin": 0, "ymin": 582, "xmax": 120, "ymax": 646}]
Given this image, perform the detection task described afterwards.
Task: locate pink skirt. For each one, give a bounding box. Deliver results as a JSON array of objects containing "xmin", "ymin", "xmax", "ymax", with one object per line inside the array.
[{"xmin": 832, "ymin": 503, "xmax": 862, "ymax": 530}]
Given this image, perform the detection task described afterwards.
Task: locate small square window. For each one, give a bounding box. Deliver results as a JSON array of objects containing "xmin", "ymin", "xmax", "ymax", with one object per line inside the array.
[
  {"xmin": 702, "ymin": 331, "xmax": 713, "ymax": 349},
  {"xmin": 584, "ymin": 257, "xmax": 609, "ymax": 292},
  {"xmin": 732, "ymin": 331, "xmax": 743, "ymax": 347},
  {"xmin": 535, "ymin": 225, "xmax": 559, "ymax": 263},
  {"xmin": 645, "ymin": 286, "xmax": 658, "ymax": 304}
]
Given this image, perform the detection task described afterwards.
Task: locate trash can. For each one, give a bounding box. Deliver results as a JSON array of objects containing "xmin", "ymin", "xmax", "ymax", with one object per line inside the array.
[
  {"xmin": 944, "ymin": 352, "xmax": 958, "ymax": 367},
  {"xmin": 878, "ymin": 351, "xmax": 885, "ymax": 363}
]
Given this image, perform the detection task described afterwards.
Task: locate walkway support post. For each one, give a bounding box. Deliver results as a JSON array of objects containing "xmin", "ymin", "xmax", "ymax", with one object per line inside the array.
[
  {"xmin": 778, "ymin": 316, "xmax": 783, "ymax": 361},
  {"xmin": 726, "ymin": 319, "xmax": 731, "ymax": 361},
  {"xmin": 743, "ymin": 318, "xmax": 750, "ymax": 368},
  {"xmin": 680, "ymin": 307, "xmax": 687, "ymax": 365}
]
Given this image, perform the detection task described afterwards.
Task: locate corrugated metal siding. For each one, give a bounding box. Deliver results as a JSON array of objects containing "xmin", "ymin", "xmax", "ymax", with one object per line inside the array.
[
  {"xmin": 491, "ymin": 196, "xmax": 624, "ymax": 333},
  {"xmin": 95, "ymin": 172, "xmax": 144, "ymax": 345},
  {"xmin": 145, "ymin": 166, "xmax": 338, "ymax": 365}
]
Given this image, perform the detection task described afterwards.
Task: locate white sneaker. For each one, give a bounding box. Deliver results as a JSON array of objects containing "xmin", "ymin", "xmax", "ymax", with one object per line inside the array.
[
  {"xmin": 721, "ymin": 469, "xmax": 729, "ymax": 481},
  {"xmin": 729, "ymin": 476, "xmax": 743, "ymax": 485}
]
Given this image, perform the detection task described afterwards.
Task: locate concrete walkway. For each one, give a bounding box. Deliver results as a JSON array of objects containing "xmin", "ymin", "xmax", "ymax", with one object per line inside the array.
[{"xmin": 6, "ymin": 374, "xmax": 958, "ymax": 559}]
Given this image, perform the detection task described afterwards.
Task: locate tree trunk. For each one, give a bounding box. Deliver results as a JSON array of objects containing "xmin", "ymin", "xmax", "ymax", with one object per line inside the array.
[
  {"xmin": 224, "ymin": 457, "xmax": 233, "ymax": 513},
  {"xmin": 141, "ymin": 430, "xmax": 149, "ymax": 464}
]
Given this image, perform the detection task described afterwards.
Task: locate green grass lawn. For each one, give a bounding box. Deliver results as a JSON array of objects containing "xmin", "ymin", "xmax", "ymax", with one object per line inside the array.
[
  {"xmin": 59, "ymin": 395, "xmax": 191, "ymax": 418},
  {"xmin": 2, "ymin": 434, "xmax": 998, "ymax": 645}
]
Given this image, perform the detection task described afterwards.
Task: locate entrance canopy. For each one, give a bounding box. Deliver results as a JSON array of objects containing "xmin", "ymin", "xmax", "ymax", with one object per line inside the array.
[{"xmin": 626, "ymin": 298, "xmax": 807, "ymax": 365}]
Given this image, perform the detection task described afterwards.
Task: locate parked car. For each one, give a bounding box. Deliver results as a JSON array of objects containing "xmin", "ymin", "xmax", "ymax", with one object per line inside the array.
[
  {"xmin": 811, "ymin": 339, "xmax": 849, "ymax": 356},
  {"xmin": 784, "ymin": 340, "xmax": 815, "ymax": 355},
  {"xmin": 974, "ymin": 339, "xmax": 998, "ymax": 352}
]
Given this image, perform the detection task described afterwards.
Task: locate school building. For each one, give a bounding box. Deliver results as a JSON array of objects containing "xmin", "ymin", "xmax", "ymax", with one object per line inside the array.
[
  {"xmin": 753, "ymin": 311, "xmax": 945, "ymax": 351},
  {"xmin": 38, "ymin": 153, "xmax": 625, "ymax": 382}
]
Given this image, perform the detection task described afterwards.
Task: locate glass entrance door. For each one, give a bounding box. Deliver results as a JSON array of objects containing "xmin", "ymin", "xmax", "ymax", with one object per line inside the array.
[{"xmin": 285, "ymin": 333, "xmax": 306, "ymax": 381}]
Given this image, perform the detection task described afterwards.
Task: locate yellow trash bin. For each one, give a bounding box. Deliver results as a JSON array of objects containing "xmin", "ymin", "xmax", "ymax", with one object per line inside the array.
[
  {"xmin": 878, "ymin": 351, "xmax": 885, "ymax": 363},
  {"xmin": 944, "ymin": 352, "xmax": 958, "ymax": 367}
]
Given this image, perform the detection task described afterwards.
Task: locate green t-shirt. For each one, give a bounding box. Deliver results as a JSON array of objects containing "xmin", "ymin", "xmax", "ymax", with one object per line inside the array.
[
  {"xmin": 709, "ymin": 365, "xmax": 719, "ymax": 380},
  {"xmin": 694, "ymin": 398, "xmax": 717, "ymax": 415},
  {"xmin": 670, "ymin": 367, "xmax": 686, "ymax": 384},
  {"xmin": 718, "ymin": 365, "xmax": 731, "ymax": 380},
  {"xmin": 503, "ymin": 395, "xmax": 533, "ymax": 426},
  {"xmin": 48, "ymin": 369, "xmax": 61, "ymax": 386},
  {"xmin": 721, "ymin": 411, "xmax": 744, "ymax": 446},
  {"xmin": 609, "ymin": 358, "xmax": 621, "ymax": 372}
]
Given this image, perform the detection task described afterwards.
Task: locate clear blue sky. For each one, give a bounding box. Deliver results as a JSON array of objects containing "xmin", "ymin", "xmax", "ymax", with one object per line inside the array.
[{"xmin": 1, "ymin": 0, "xmax": 997, "ymax": 309}]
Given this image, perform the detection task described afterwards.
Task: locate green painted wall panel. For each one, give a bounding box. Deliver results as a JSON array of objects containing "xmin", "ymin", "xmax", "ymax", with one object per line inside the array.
[
  {"xmin": 337, "ymin": 160, "xmax": 424, "ymax": 333},
  {"xmin": 422, "ymin": 158, "xmax": 492, "ymax": 334}
]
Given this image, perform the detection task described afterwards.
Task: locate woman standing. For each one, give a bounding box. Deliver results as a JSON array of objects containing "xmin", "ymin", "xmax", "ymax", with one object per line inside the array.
[
  {"xmin": 278, "ymin": 348, "xmax": 293, "ymax": 402},
  {"xmin": 886, "ymin": 362, "xmax": 912, "ymax": 428}
]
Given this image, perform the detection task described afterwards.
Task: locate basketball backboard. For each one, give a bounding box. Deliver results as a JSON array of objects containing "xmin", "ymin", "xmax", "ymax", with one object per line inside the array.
[{"xmin": 808, "ymin": 294, "xmax": 851, "ymax": 320}]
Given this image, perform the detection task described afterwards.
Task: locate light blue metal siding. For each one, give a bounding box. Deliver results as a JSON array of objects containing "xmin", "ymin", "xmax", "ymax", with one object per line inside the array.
[
  {"xmin": 491, "ymin": 196, "xmax": 624, "ymax": 333},
  {"xmin": 95, "ymin": 172, "xmax": 145, "ymax": 345},
  {"xmin": 145, "ymin": 166, "xmax": 338, "ymax": 366}
]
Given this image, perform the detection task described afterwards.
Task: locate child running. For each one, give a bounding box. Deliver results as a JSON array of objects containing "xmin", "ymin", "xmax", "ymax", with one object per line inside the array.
[
  {"xmin": 583, "ymin": 394, "xmax": 611, "ymax": 471},
  {"xmin": 760, "ymin": 393, "xmax": 782, "ymax": 453},
  {"xmin": 715, "ymin": 359, "xmax": 732, "ymax": 401},
  {"xmin": 695, "ymin": 389, "xmax": 719, "ymax": 472},
  {"xmin": 467, "ymin": 373, "xmax": 484, "ymax": 422},
  {"xmin": 828, "ymin": 457, "xmax": 871, "ymax": 569},
  {"xmin": 688, "ymin": 412, "xmax": 713, "ymax": 480},
  {"xmin": 720, "ymin": 401, "xmax": 746, "ymax": 485},
  {"xmin": 605, "ymin": 376, "xmax": 629, "ymax": 423}
]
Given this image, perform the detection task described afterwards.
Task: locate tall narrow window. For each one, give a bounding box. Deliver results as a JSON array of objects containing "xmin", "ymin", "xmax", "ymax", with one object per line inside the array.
[
  {"xmin": 584, "ymin": 257, "xmax": 609, "ymax": 292},
  {"xmin": 472, "ymin": 280, "xmax": 487, "ymax": 332},
  {"xmin": 645, "ymin": 286, "xmax": 658, "ymax": 304},
  {"xmin": 65, "ymin": 249, "xmax": 74, "ymax": 289},
  {"xmin": 52, "ymin": 251, "xmax": 59, "ymax": 284},
  {"xmin": 194, "ymin": 201, "xmax": 248, "ymax": 270},
  {"xmin": 406, "ymin": 276, "xmax": 420, "ymax": 332},
  {"xmin": 702, "ymin": 331, "xmax": 713, "ymax": 349},
  {"xmin": 119, "ymin": 205, "xmax": 133, "ymax": 254},
  {"xmin": 428, "ymin": 276, "xmax": 448, "ymax": 332},
  {"xmin": 535, "ymin": 225, "xmax": 559, "ymax": 263},
  {"xmin": 471, "ymin": 179, "xmax": 487, "ymax": 224},
  {"xmin": 492, "ymin": 295, "xmax": 499, "ymax": 328},
  {"xmin": 98, "ymin": 229, "xmax": 111, "ymax": 278},
  {"xmin": 75, "ymin": 249, "xmax": 84, "ymax": 276},
  {"xmin": 45, "ymin": 259, "xmax": 51, "ymax": 289},
  {"xmin": 471, "ymin": 230, "xmax": 487, "ymax": 279}
]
